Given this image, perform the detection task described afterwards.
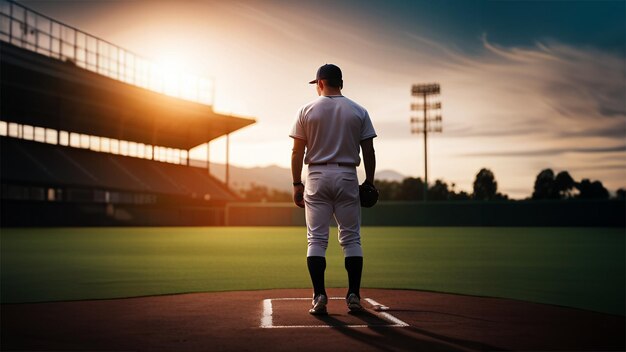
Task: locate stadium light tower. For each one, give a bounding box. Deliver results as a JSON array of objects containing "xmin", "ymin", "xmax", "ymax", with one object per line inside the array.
[{"xmin": 411, "ymin": 83, "xmax": 442, "ymax": 201}]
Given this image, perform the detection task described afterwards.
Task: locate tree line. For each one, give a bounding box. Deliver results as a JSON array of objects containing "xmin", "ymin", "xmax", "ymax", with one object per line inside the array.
[
  {"xmin": 376, "ymin": 168, "xmax": 624, "ymax": 201},
  {"xmin": 237, "ymin": 168, "xmax": 625, "ymax": 202}
]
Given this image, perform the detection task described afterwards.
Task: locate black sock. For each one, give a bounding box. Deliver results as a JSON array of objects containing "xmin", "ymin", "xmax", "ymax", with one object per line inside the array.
[
  {"xmin": 345, "ymin": 256, "xmax": 363, "ymax": 298},
  {"xmin": 307, "ymin": 256, "xmax": 326, "ymax": 297}
]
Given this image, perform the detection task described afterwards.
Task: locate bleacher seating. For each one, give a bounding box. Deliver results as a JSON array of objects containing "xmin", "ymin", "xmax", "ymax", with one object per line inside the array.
[
  {"xmin": 1, "ymin": 2, "xmax": 255, "ymax": 226},
  {"xmin": 1, "ymin": 137, "xmax": 236, "ymax": 202}
]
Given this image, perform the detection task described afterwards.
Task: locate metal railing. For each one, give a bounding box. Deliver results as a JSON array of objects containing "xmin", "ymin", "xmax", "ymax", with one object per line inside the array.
[{"xmin": 0, "ymin": 0, "xmax": 214, "ymax": 106}]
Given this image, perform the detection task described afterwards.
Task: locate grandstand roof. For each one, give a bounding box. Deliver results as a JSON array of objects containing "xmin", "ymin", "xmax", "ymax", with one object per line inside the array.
[{"xmin": 0, "ymin": 42, "xmax": 255, "ymax": 150}]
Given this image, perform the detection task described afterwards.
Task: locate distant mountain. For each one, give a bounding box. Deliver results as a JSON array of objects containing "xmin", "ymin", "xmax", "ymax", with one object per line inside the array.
[
  {"xmin": 205, "ymin": 163, "xmax": 405, "ymax": 192},
  {"xmin": 375, "ymin": 169, "xmax": 405, "ymax": 182},
  {"xmin": 208, "ymin": 163, "xmax": 292, "ymax": 192}
]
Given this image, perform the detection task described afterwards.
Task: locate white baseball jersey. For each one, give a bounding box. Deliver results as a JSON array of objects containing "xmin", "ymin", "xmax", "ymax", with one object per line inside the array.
[
  {"xmin": 290, "ymin": 95, "xmax": 377, "ymax": 165},
  {"xmin": 290, "ymin": 94, "xmax": 376, "ymax": 258}
]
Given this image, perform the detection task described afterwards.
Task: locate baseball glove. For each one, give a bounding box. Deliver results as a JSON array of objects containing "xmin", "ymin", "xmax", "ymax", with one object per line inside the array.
[{"xmin": 359, "ymin": 181, "xmax": 379, "ymax": 208}]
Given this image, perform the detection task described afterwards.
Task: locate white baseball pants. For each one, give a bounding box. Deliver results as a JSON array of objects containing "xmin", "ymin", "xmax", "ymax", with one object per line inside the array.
[{"xmin": 304, "ymin": 164, "xmax": 362, "ymax": 257}]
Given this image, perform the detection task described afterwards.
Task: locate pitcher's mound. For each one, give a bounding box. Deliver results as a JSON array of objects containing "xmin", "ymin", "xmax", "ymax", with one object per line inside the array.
[{"xmin": 2, "ymin": 288, "xmax": 624, "ymax": 351}]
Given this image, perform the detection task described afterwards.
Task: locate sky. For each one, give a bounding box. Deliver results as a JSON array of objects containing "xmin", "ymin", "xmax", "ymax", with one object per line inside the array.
[{"xmin": 19, "ymin": 0, "xmax": 626, "ymax": 199}]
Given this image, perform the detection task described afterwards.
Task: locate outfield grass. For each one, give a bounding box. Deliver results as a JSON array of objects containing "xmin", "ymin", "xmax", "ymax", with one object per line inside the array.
[{"xmin": 0, "ymin": 227, "xmax": 624, "ymax": 315}]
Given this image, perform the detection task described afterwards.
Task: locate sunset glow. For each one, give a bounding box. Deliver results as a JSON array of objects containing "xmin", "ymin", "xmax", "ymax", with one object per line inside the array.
[{"xmin": 20, "ymin": 0, "xmax": 625, "ymax": 198}]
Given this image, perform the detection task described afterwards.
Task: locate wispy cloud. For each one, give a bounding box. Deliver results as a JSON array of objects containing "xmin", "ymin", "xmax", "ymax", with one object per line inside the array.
[
  {"xmin": 232, "ymin": 2, "xmax": 309, "ymax": 44},
  {"xmin": 436, "ymin": 37, "xmax": 625, "ymax": 142},
  {"xmin": 554, "ymin": 123, "xmax": 626, "ymax": 139},
  {"xmin": 568, "ymin": 163, "xmax": 626, "ymax": 172},
  {"xmin": 461, "ymin": 144, "xmax": 626, "ymax": 158}
]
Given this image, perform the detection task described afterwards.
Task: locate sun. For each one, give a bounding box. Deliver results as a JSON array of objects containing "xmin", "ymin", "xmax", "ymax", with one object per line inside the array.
[
  {"xmin": 149, "ymin": 54, "xmax": 206, "ymax": 102},
  {"xmin": 150, "ymin": 54, "xmax": 185, "ymax": 95}
]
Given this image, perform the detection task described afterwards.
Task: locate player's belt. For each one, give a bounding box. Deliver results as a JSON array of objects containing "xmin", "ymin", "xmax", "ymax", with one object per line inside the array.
[{"xmin": 309, "ymin": 162, "xmax": 357, "ymax": 167}]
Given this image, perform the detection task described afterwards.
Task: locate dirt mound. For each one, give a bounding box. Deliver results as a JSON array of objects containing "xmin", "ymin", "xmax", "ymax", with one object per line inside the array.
[{"xmin": 2, "ymin": 288, "xmax": 624, "ymax": 351}]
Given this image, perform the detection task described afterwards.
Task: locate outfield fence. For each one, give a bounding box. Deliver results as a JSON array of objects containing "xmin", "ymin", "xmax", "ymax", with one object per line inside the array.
[
  {"xmin": 2, "ymin": 200, "xmax": 623, "ymax": 227},
  {"xmin": 225, "ymin": 200, "xmax": 625, "ymax": 227}
]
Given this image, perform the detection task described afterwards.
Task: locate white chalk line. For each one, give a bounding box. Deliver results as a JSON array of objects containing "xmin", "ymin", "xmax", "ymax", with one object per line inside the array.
[
  {"xmin": 270, "ymin": 297, "xmax": 345, "ymax": 301},
  {"xmin": 266, "ymin": 324, "xmax": 372, "ymax": 329},
  {"xmin": 260, "ymin": 297, "xmax": 409, "ymax": 329},
  {"xmin": 364, "ymin": 298, "xmax": 408, "ymax": 327},
  {"xmin": 261, "ymin": 299, "xmax": 273, "ymax": 328},
  {"xmin": 364, "ymin": 298, "xmax": 385, "ymax": 307}
]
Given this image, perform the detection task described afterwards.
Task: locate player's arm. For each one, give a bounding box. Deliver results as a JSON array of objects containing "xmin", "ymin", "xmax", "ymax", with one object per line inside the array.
[
  {"xmin": 291, "ymin": 138, "xmax": 306, "ymax": 208},
  {"xmin": 360, "ymin": 137, "xmax": 376, "ymax": 185}
]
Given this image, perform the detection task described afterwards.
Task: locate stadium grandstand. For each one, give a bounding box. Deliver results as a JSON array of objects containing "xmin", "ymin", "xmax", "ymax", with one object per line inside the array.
[{"xmin": 0, "ymin": 0, "xmax": 255, "ymax": 226}]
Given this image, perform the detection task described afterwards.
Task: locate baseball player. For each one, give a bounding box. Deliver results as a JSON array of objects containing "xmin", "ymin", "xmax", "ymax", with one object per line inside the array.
[{"xmin": 290, "ymin": 64, "xmax": 377, "ymax": 315}]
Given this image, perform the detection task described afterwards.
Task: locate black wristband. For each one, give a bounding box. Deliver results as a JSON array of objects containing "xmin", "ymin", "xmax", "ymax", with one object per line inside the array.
[{"xmin": 293, "ymin": 181, "xmax": 304, "ymax": 186}]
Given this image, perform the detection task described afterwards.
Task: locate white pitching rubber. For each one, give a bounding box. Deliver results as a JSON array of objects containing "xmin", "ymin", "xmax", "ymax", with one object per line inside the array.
[
  {"xmin": 364, "ymin": 298, "xmax": 390, "ymax": 311},
  {"xmin": 372, "ymin": 304, "xmax": 390, "ymax": 311}
]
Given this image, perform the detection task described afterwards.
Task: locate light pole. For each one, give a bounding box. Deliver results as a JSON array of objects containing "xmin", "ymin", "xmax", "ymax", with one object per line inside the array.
[{"xmin": 411, "ymin": 83, "xmax": 442, "ymax": 201}]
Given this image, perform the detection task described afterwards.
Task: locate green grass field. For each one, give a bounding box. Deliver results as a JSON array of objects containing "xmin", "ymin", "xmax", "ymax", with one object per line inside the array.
[{"xmin": 1, "ymin": 227, "xmax": 624, "ymax": 315}]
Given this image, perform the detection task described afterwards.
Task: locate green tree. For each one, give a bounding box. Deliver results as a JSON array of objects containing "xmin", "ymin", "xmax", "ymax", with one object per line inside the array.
[
  {"xmin": 532, "ymin": 169, "xmax": 557, "ymax": 200},
  {"xmin": 554, "ymin": 171, "xmax": 576, "ymax": 199},
  {"xmin": 472, "ymin": 168, "xmax": 498, "ymax": 200},
  {"xmin": 240, "ymin": 184, "xmax": 291, "ymax": 202},
  {"xmin": 399, "ymin": 177, "xmax": 425, "ymax": 201},
  {"xmin": 449, "ymin": 190, "xmax": 472, "ymax": 200},
  {"xmin": 448, "ymin": 182, "xmax": 471, "ymax": 200},
  {"xmin": 576, "ymin": 179, "xmax": 609, "ymax": 200},
  {"xmin": 427, "ymin": 179, "xmax": 450, "ymax": 201},
  {"xmin": 375, "ymin": 180, "xmax": 400, "ymax": 201},
  {"xmin": 375, "ymin": 178, "xmax": 473, "ymax": 201}
]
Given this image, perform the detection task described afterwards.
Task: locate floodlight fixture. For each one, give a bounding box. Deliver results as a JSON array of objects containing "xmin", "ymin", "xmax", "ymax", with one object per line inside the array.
[
  {"xmin": 411, "ymin": 83, "xmax": 440, "ymax": 95},
  {"xmin": 410, "ymin": 83, "xmax": 443, "ymax": 201}
]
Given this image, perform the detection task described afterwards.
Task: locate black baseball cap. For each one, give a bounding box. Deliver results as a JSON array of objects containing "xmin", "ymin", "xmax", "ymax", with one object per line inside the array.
[{"xmin": 309, "ymin": 64, "xmax": 342, "ymax": 84}]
